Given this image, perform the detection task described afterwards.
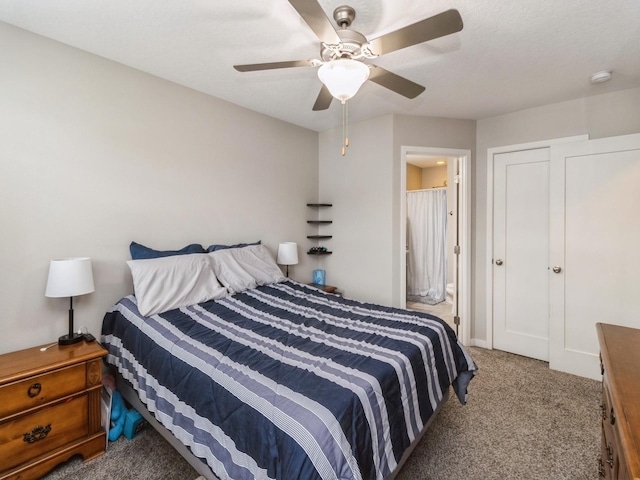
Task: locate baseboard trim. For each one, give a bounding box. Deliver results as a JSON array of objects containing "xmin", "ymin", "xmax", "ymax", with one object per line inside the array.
[{"xmin": 470, "ymin": 338, "xmax": 489, "ymax": 349}]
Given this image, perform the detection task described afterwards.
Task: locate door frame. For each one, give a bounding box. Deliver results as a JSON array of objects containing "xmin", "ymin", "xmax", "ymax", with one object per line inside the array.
[
  {"xmin": 400, "ymin": 146, "xmax": 471, "ymax": 347},
  {"xmin": 485, "ymin": 135, "xmax": 588, "ymax": 350}
]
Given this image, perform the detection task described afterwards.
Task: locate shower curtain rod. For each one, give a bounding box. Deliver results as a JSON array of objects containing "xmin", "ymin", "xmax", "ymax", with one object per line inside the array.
[{"xmin": 407, "ymin": 187, "xmax": 447, "ymax": 192}]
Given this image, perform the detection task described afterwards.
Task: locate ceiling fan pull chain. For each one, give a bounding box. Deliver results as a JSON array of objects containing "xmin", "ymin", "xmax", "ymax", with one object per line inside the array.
[
  {"xmin": 341, "ymin": 100, "xmax": 350, "ymax": 157},
  {"xmin": 345, "ymin": 101, "xmax": 349, "ymax": 148},
  {"xmin": 342, "ymin": 101, "xmax": 346, "ymax": 156}
]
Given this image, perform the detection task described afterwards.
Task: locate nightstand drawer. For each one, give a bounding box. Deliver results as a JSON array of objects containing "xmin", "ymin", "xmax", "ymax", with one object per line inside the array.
[
  {"xmin": 0, "ymin": 394, "xmax": 89, "ymax": 472},
  {"xmin": 0, "ymin": 342, "xmax": 106, "ymax": 478},
  {"xmin": 0, "ymin": 363, "xmax": 86, "ymax": 419}
]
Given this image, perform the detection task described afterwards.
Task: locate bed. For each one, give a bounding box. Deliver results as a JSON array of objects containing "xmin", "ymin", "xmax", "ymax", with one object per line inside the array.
[{"xmin": 101, "ymin": 243, "xmax": 477, "ymax": 480}]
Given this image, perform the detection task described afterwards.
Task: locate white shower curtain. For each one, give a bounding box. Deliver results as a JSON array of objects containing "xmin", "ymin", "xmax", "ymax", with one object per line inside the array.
[{"xmin": 407, "ymin": 189, "xmax": 447, "ymax": 305}]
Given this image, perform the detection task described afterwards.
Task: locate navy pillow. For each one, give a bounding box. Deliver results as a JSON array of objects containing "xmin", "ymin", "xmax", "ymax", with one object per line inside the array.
[
  {"xmin": 129, "ymin": 241, "xmax": 206, "ymax": 260},
  {"xmin": 206, "ymin": 240, "xmax": 261, "ymax": 253}
]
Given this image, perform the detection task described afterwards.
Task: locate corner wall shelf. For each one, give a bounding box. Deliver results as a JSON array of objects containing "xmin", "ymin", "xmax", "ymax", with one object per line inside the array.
[{"xmin": 307, "ymin": 203, "xmax": 333, "ymax": 255}]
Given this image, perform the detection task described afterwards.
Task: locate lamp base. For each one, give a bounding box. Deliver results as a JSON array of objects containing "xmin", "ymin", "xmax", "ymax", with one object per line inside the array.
[{"xmin": 58, "ymin": 332, "xmax": 84, "ymax": 346}]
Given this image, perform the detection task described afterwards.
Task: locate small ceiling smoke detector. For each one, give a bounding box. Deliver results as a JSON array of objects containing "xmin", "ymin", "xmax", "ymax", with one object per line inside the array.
[{"xmin": 590, "ymin": 70, "xmax": 612, "ymax": 84}]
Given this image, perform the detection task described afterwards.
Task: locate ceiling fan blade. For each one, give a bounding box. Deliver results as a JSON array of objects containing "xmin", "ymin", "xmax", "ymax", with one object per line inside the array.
[
  {"xmin": 312, "ymin": 85, "xmax": 333, "ymax": 111},
  {"xmin": 234, "ymin": 60, "xmax": 317, "ymax": 72},
  {"xmin": 367, "ymin": 9, "xmax": 463, "ymax": 56},
  {"xmin": 288, "ymin": 0, "xmax": 340, "ymax": 44},
  {"xmin": 368, "ymin": 66, "xmax": 425, "ymax": 99}
]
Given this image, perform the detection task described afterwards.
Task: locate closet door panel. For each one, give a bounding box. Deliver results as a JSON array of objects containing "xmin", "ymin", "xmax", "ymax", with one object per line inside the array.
[
  {"xmin": 550, "ymin": 133, "xmax": 640, "ymax": 379},
  {"xmin": 493, "ymin": 148, "xmax": 550, "ymax": 361}
]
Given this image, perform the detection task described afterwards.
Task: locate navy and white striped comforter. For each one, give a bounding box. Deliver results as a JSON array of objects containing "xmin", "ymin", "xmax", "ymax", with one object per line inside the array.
[{"xmin": 101, "ymin": 280, "xmax": 476, "ymax": 480}]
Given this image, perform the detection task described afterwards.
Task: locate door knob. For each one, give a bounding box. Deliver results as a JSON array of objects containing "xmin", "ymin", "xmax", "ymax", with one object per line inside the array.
[
  {"xmin": 495, "ymin": 259, "xmax": 503, "ymax": 266},
  {"xmin": 552, "ymin": 266, "xmax": 562, "ymax": 273}
]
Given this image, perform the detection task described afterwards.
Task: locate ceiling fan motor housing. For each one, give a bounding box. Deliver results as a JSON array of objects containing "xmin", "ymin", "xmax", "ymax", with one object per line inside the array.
[
  {"xmin": 321, "ymin": 28, "xmax": 370, "ymax": 61},
  {"xmin": 333, "ymin": 5, "xmax": 355, "ymax": 28}
]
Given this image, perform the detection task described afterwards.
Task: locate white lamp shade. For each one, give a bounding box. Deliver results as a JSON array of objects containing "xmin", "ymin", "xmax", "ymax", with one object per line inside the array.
[
  {"xmin": 277, "ymin": 242, "xmax": 299, "ymax": 266},
  {"xmin": 45, "ymin": 257, "xmax": 95, "ymax": 298},
  {"xmin": 317, "ymin": 59, "xmax": 370, "ymax": 103}
]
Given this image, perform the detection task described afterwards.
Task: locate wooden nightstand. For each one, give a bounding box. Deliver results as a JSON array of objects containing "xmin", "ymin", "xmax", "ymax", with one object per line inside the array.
[{"xmin": 0, "ymin": 340, "xmax": 107, "ymax": 479}]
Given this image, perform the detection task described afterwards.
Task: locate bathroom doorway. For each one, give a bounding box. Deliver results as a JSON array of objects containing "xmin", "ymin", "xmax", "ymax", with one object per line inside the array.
[{"xmin": 400, "ymin": 146, "xmax": 471, "ymax": 345}]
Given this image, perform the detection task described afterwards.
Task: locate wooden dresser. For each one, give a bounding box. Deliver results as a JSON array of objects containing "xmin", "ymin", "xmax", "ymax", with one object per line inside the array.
[
  {"xmin": 597, "ymin": 323, "xmax": 640, "ymax": 480},
  {"xmin": 0, "ymin": 341, "xmax": 107, "ymax": 479}
]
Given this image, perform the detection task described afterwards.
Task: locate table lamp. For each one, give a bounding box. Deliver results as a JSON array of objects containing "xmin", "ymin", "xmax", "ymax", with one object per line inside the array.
[
  {"xmin": 276, "ymin": 242, "xmax": 298, "ymax": 277},
  {"xmin": 45, "ymin": 257, "xmax": 95, "ymax": 345}
]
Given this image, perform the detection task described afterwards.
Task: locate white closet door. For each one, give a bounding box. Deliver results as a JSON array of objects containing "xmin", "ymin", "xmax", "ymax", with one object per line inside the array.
[
  {"xmin": 493, "ymin": 148, "xmax": 550, "ymax": 361},
  {"xmin": 550, "ymin": 133, "xmax": 640, "ymax": 379}
]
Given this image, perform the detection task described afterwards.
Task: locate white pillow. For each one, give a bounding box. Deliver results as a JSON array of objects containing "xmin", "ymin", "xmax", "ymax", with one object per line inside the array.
[
  {"xmin": 208, "ymin": 249, "xmax": 257, "ymax": 294},
  {"xmin": 127, "ymin": 254, "xmax": 227, "ymax": 317},
  {"xmin": 230, "ymin": 244, "xmax": 285, "ymax": 286}
]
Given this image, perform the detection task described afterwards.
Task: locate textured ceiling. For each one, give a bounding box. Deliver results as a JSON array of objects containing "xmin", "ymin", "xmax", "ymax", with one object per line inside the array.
[{"xmin": 1, "ymin": 0, "xmax": 639, "ymax": 132}]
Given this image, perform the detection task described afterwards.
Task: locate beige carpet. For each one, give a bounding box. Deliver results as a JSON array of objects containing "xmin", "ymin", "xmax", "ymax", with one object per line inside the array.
[
  {"xmin": 395, "ymin": 347, "xmax": 600, "ymax": 479},
  {"xmin": 43, "ymin": 347, "xmax": 600, "ymax": 479},
  {"xmin": 42, "ymin": 424, "xmax": 200, "ymax": 480}
]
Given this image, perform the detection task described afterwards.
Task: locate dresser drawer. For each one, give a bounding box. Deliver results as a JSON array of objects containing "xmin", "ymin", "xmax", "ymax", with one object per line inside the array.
[
  {"xmin": 0, "ymin": 363, "xmax": 86, "ymax": 419},
  {"xmin": 0, "ymin": 394, "xmax": 89, "ymax": 472}
]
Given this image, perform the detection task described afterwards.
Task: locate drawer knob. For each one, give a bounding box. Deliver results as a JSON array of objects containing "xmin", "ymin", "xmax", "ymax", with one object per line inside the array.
[
  {"xmin": 23, "ymin": 424, "xmax": 51, "ymax": 443},
  {"xmin": 27, "ymin": 382, "xmax": 42, "ymax": 398}
]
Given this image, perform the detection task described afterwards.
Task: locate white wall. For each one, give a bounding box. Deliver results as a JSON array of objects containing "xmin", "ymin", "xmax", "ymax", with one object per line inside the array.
[
  {"xmin": 318, "ymin": 115, "xmax": 394, "ymax": 303},
  {"xmin": 474, "ymin": 87, "xmax": 640, "ymax": 343},
  {"xmin": 0, "ymin": 23, "xmax": 318, "ymax": 354}
]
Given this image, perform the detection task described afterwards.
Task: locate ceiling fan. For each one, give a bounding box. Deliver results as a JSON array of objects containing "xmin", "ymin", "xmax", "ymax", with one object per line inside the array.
[{"xmin": 234, "ymin": 1, "xmax": 463, "ymax": 111}]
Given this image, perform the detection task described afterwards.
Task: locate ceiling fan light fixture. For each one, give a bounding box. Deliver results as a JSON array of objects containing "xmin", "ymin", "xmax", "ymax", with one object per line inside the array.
[{"xmin": 317, "ymin": 59, "xmax": 370, "ymax": 103}]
